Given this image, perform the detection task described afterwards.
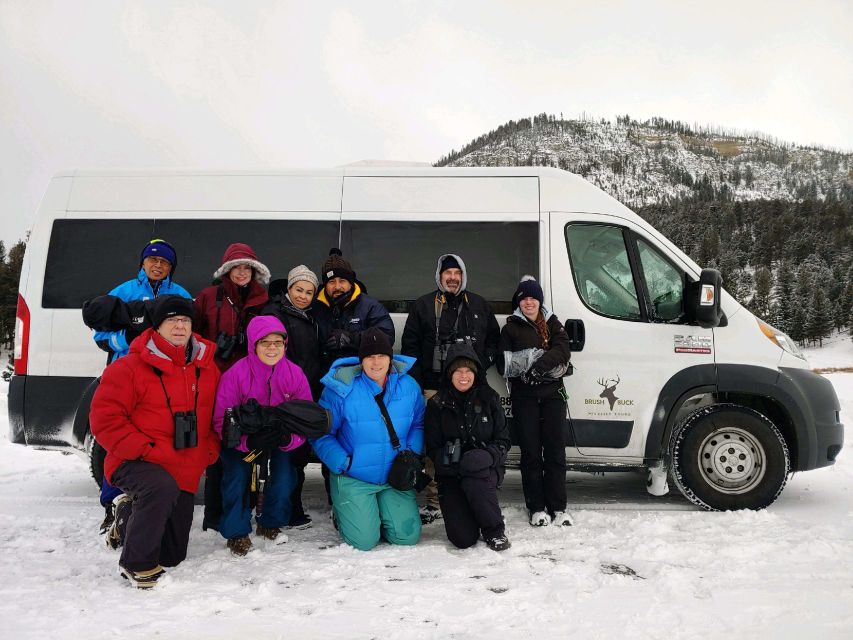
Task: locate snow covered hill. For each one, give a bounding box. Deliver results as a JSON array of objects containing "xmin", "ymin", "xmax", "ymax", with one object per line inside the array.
[
  {"xmin": 438, "ymin": 114, "xmax": 852, "ymax": 207},
  {"xmin": 0, "ymin": 338, "xmax": 851, "ymax": 638}
]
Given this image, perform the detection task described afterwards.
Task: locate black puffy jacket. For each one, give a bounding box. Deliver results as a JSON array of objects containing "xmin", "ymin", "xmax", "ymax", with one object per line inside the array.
[
  {"xmin": 424, "ymin": 344, "xmax": 510, "ymax": 480},
  {"xmin": 401, "ymin": 290, "xmax": 500, "ymax": 391},
  {"xmin": 498, "ymin": 308, "xmax": 571, "ymax": 399}
]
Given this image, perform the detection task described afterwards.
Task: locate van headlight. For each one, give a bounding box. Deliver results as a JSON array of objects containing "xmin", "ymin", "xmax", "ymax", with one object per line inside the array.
[{"xmin": 756, "ymin": 318, "xmax": 805, "ymax": 360}]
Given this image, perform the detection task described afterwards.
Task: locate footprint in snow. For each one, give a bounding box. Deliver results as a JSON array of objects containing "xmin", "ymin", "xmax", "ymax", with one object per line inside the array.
[{"xmin": 600, "ymin": 563, "xmax": 644, "ymax": 579}]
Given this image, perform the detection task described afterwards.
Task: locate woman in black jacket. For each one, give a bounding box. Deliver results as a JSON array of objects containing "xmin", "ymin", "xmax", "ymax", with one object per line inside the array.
[
  {"xmin": 425, "ymin": 344, "xmax": 511, "ymax": 551},
  {"xmin": 498, "ymin": 276, "xmax": 573, "ymax": 528},
  {"xmin": 263, "ymin": 265, "xmax": 323, "ymax": 528}
]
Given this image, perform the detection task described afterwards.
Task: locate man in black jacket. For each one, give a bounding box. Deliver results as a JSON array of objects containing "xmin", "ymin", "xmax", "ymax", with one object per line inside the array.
[
  {"xmin": 401, "ymin": 253, "xmax": 500, "ymax": 523},
  {"xmin": 312, "ymin": 248, "xmax": 395, "ymax": 369}
]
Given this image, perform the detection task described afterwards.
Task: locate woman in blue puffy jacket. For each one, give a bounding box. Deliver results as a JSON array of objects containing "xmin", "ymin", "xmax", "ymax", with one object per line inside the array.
[{"xmin": 312, "ymin": 327, "xmax": 424, "ymax": 551}]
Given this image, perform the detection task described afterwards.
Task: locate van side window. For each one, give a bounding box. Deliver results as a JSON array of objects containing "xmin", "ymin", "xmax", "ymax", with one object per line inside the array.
[
  {"xmin": 635, "ymin": 237, "xmax": 684, "ymax": 322},
  {"xmin": 340, "ymin": 220, "xmax": 538, "ymax": 314},
  {"xmin": 565, "ymin": 224, "xmax": 641, "ymax": 320}
]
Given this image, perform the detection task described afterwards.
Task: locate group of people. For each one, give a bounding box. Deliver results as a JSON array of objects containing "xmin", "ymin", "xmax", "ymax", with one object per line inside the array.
[{"xmin": 87, "ymin": 239, "xmax": 573, "ymax": 589}]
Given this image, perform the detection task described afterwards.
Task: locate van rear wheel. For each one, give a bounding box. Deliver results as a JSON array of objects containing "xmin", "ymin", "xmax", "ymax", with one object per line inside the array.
[
  {"xmin": 86, "ymin": 432, "xmax": 107, "ymax": 489},
  {"xmin": 670, "ymin": 404, "xmax": 789, "ymax": 510}
]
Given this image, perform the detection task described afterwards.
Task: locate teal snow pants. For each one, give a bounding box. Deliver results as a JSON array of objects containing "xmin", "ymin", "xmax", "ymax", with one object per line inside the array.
[{"xmin": 330, "ymin": 473, "xmax": 421, "ymax": 551}]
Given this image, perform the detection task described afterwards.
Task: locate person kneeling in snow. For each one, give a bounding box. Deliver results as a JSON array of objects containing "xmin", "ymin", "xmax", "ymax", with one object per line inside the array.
[
  {"xmin": 312, "ymin": 328, "xmax": 425, "ymax": 551},
  {"xmin": 212, "ymin": 316, "xmax": 311, "ymax": 556},
  {"xmin": 90, "ymin": 296, "xmax": 221, "ymax": 588},
  {"xmin": 425, "ymin": 345, "xmax": 511, "ymax": 551}
]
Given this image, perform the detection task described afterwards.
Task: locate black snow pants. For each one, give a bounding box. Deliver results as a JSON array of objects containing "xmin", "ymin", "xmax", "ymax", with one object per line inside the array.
[
  {"xmin": 202, "ymin": 459, "xmax": 223, "ymax": 531},
  {"xmin": 289, "ymin": 442, "xmax": 311, "ymax": 522},
  {"xmin": 438, "ymin": 468, "xmax": 504, "ymax": 548},
  {"xmin": 111, "ymin": 460, "xmax": 195, "ymax": 572},
  {"xmin": 512, "ymin": 394, "xmax": 567, "ymax": 515}
]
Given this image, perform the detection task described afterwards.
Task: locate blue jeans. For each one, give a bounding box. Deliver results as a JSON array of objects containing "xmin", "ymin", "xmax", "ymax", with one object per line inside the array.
[{"xmin": 219, "ymin": 447, "xmax": 296, "ymax": 540}]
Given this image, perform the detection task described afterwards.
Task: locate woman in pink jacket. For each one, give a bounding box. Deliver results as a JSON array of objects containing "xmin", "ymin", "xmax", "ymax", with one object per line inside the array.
[{"xmin": 213, "ymin": 315, "xmax": 311, "ymax": 556}]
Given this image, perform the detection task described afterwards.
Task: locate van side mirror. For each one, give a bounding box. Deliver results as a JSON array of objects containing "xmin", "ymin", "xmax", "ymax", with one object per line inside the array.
[{"xmin": 684, "ymin": 268, "xmax": 723, "ymax": 328}]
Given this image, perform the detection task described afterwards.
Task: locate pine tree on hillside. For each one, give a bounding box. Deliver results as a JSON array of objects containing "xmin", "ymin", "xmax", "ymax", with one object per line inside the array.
[
  {"xmin": 750, "ymin": 267, "xmax": 772, "ymax": 320},
  {"xmin": 771, "ymin": 261, "xmax": 796, "ymax": 333},
  {"xmin": 805, "ymin": 288, "xmax": 833, "ymax": 347}
]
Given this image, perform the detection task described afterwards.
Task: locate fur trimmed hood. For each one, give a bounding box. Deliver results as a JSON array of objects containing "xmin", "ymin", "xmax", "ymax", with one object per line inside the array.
[{"xmin": 212, "ymin": 243, "xmax": 271, "ymax": 285}]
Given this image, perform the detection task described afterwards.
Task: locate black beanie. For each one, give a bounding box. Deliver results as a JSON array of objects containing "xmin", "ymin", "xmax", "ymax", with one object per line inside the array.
[
  {"xmin": 358, "ymin": 327, "xmax": 393, "ymax": 361},
  {"xmin": 439, "ymin": 255, "xmax": 461, "ymax": 273},
  {"xmin": 151, "ymin": 295, "xmax": 195, "ymax": 329},
  {"xmin": 447, "ymin": 357, "xmax": 478, "ymax": 378},
  {"xmin": 513, "ymin": 275, "xmax": 544, "ymax": 308},
  {"xmin": 322, "ymin": 248, "xmax": 356, "ymax": 285}
]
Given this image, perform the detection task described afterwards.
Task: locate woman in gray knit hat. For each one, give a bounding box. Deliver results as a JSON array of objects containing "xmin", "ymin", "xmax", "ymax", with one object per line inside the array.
[{"xmin": 262, "ymin": 264, "xmax": 322, "ymax": 528}]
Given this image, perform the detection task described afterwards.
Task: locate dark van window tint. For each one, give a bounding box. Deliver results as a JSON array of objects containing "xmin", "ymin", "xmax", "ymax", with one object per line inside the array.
[
  {"xmin": 341, "ymin": 221, "xmax": 538, "ymax": 314},
  {"xmin": 43, "ymin": 219, "xmax": 339, "ymax": 308}
]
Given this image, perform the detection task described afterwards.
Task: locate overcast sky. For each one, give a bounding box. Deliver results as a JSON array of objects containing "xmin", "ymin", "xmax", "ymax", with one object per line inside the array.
[{"xmin": 1, "ymin": 0, "xmax": 851, "ymax": 246}]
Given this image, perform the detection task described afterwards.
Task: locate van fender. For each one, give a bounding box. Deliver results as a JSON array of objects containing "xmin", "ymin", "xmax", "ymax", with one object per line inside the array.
[
  {"xmin": 71, "ymin": 377, "xmax": 101, "ymax": 449},
  {"xmin": 643, "ymin": 364, "xmax": 717, "ymax": 461}
]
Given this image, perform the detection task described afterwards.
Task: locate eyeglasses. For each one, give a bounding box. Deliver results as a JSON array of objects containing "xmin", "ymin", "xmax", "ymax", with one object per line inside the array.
[
  {"xmin": 258, "ymin": 339, "xmax": 285, "ymax": 349},
  {"xmin": 162, "ymin": 316, "xmax": 191, "ymax": 325}
]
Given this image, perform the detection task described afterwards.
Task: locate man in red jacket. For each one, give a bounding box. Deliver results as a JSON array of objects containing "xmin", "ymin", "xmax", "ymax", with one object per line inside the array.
[{"xmin": 90, "ymin": 296, "xmax": 221, "ymax": 588}]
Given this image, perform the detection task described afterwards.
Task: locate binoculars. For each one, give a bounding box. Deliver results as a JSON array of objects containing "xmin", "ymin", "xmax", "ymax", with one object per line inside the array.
[
  {"xmin": 215, "ymin": 331, "xmax": 246, "ymax": 361},
  {"xmin": 442, "ymin": 438, "xmax": 462, "ymax": 466},
  {"xmin": 173, "ymin": 411, "xmax": 198, "ymax": 449}
]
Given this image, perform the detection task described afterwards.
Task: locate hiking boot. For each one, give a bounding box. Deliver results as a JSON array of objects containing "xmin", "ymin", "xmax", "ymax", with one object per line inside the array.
[
  {"xmin": 485, "ymin": 534, "xmax": 512, "ymax": 552},
  {"xmin": 552, "ymin": 511, "xmax": 574, "ymax": 527},
  {"xmin": 529, "ymin": 510, "xmax": 550, "ymax": 527},
  {"xmin": 104, "ymin": 494, "xmax": 132, "ymax": 550},
  {"xmin": 227, "ymin": 536, "xmax": 253, "ymax": 556},
  {"xmin": 419, "ymin": 505, "xmax": 442, "ymax": 525},
  {"xmin": 120, "ymin": 564, "xmax": 165, "ymax": 589},
  {"xmin": 256, "ymin": 525, "xmax": 288, "ymax": 543},
  {"xmin": 288, "ymin": 513, "xmax": 313, "ymax": 530},
  {"xmin": 99, "ymin": 503, "xmax": 115, "ymax": 535}
]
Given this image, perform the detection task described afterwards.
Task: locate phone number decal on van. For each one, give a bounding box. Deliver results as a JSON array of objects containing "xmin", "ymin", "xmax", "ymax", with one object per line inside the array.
[{"xmin": 674, "ymin": 335, "xmax": 712, "ymax": 354}]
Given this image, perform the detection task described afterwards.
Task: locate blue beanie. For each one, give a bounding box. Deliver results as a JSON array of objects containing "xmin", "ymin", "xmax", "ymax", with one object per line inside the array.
[
  {"xmin": 513, "ymin": 275, "xmax": 544, "ymax": 308},
  {"xmin": 140, "ymin": 239, "xmax": 177, "ymax": 272}
]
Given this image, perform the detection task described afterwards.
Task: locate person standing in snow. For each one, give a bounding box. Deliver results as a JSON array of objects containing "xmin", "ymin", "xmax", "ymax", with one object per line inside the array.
[
  {"xmin": 89, "ymin": 239, "xmax": 192, "ymax": 535},
  {"xmin": 90, "ymin": 296, "xmax": 220, "ymax": 588},
  {"xmin": 312, "ymin": 328, "xmax": 424, "ymax": 551},
  {"xmin": 424, "ymin": 344, "xmax": 511, "ymax": 551},
  {"xmin": 212, "ymin": 315, "xmax": 311, "ymax": 556},
  {"xmin": 262, "ymin": 265, "xmax": 323, "ymax": 528},
  {"xmin": 498, "ymin": 276, "xmax": 574, "ymax": 528},
  {"xmin": 192, "ymin": 242, "xmax": 271, "ymax": 533},
  {"xmin": 401, "ymin": 253, "xmax": 500, "ymax": 525}
]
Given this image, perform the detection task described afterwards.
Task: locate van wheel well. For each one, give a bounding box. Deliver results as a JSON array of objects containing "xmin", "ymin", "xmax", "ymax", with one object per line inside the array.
[{"xmin": 717, "ymin": 392, "xmax": 798, "ymax": 470}]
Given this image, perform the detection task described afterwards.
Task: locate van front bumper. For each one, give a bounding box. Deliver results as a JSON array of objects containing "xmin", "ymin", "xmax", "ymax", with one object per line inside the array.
[{"xmin": 779, "ymin": 367, "xmax": 844, "ymax": 470}]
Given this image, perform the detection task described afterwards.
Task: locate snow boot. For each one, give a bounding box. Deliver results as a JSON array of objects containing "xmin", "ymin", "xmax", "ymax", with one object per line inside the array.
[
  {"xmin": 529, "ymin": 510, "xmax": 550, "ymax": 527},
  {"xmin": 485, "ymin": 534, "xmax": 512, "ymax": 552},
  {"xmin": 288, "ymin": 513, "xmax": 313, "ymax": 530},
  {"xmin": 104, "ymin": 494, "xmax": 132, "ymax": 550},
  {"xmin": 256, "ymin": 525, "xmax": 288, "ymax": 544},
  {"xmin": 120, "ymin": 564, "xmax": 165, "ymax": 589},
  {"xmin": 99, "ymin": 503, "xmax": 115, "ymax": 535},
  {"xmin": 419, "ymin": 505, "xmax": 442, "ymax": 525},
  {"xmin": 227, "ymin": 536, "xmax": 253, "ymax": 556},
  {"xmin": 552, "ymin": 510, "xmax": 574, "ymax": 527}
]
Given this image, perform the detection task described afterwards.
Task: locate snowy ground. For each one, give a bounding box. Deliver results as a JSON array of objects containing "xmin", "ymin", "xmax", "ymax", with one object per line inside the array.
[{"xmin": 1, "ymin": 340, "xmax": 851, "ymax": 639}]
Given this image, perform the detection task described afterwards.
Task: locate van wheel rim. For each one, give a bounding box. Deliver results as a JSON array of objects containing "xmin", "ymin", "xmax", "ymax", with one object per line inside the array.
[{"xmin": 696, "ymin": 426, "xmax": 766, "ymax": 494}]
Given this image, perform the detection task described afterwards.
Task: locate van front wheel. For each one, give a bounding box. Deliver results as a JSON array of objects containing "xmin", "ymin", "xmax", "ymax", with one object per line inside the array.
[
  {"xmin": 86, "ymin": 431, "xmax": 107, "ymax": 489},
  {"xmin": 670, "ymin": 404, "xmax": 790, "ymax": 511}
]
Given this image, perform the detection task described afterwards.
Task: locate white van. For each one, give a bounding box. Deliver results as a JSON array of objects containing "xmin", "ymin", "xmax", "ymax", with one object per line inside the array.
[{"xmin": 8, "ymin": 166, "xmax": 843, "ymax": 511}]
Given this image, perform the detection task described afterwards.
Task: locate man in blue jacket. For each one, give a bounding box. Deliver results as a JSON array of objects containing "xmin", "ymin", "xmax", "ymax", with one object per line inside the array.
[{"xmin": 92, "ymin": 239, "xmax": 192, "ymax": 533}]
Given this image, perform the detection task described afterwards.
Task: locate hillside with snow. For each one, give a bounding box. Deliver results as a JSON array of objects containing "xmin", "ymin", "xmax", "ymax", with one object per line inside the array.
[{"xmin": 438, "ymin": 114, "xmax": 852, "ymax": 207}]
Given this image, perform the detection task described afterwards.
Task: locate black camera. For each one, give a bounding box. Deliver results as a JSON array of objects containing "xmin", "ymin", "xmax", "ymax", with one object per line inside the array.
[
  {"xmin": 222, "ymin": 408, "xmax": 243, "ymax": 449},
  {"xmin": 173, "ymin": 411, "xmax": 198, "ymax": 449},
  {"xmin": 215, "ymin": 331, "xmax": 246, "ymax": 360},
  {"xmin": 442, "ymin": 438, "xmax": 462, "ymax": 466}
]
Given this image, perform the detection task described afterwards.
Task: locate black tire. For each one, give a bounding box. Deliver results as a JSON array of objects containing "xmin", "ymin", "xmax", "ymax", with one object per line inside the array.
[
  {"xmin": 86, "ymin": 431, "xmax": 107, "ymax": 489},
  {"xmin": 670, "ymin": 403, "xmax": 790, "ymax": 511}
]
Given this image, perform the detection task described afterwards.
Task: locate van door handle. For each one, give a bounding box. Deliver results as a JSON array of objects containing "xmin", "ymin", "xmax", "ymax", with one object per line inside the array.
[{"xmin": 564, "ymin": 319, "xmax": 585, "ymax": 352}]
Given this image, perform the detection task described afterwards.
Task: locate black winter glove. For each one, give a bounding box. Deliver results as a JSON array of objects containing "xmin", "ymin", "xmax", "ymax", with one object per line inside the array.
[
  {"xmin": 325, "ymin": 329, "xmax": 353, "ymax": 352},
  {"xmin": 246, "ymin": 429, "xmax": 281, "ymax": 451},
  {"xmin": 520, "ymin": 369, "xmax": 545, "ymax": 386},
  {"xmin": 279, "ymin": 432, "xmax": 292, "ymax": 448},
  {"xmin": 485, "ymin": 444, "xmax": 507, "ymax": 468},
  {"xmin": 458, "ymin": 449, "xmax": 492, "ymax": 476}
]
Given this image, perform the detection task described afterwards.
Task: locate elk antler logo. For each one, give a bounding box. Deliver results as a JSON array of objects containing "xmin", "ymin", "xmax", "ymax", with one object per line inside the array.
[{"xmin": 596, "ymin": 375, "xmax": 621, "ymax": 411}]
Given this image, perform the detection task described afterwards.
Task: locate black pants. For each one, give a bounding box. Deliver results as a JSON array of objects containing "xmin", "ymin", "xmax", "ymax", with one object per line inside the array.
[
  {"xmin": 513, "ymin": 394, "xmax": 567, "ymax": 514},
  {"xmin": 289, "ymin": 442, "xmax": 311, "ymax": 521},
  {"xmin": 438, "ymin": 469, "xmax": 504, "ymax": 548},
  {"xmin": 111, "ymin": 461, "xmax": 195, "ymax": 572},
  {"xmin": 202, "ymin": 459, "xmax": 223, "ymax": 530}
]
